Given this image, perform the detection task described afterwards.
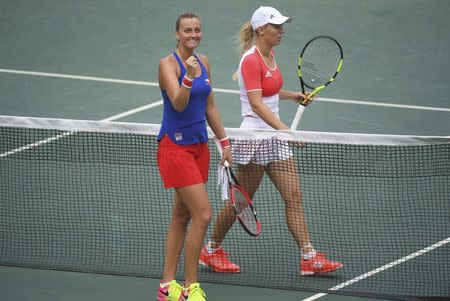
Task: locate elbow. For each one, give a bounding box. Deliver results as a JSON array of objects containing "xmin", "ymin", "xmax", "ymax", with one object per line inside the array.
[
  {"xmin": 250, "ymin": 103, "xmax": 264, "ymax": 116},
  {"xmin": 171, "ymin": 93, "xmax": 189, "ymax": 112},
  {"xmin": 173, "ymin": 105, "xmax": 185, "ymax": 113},
  {"xmin": 172, "ymin": 99, "xmax": 187, "ymax": 113}
]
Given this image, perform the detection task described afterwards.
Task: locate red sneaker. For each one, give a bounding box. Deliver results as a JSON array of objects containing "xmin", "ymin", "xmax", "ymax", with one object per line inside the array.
[
  {"xmin": 199, "ymin": 246, "xmax": 240, "ymax": 273},
  {"xmin": 300, "ymin": 252, "xmax": 343, "ymax": 276}
]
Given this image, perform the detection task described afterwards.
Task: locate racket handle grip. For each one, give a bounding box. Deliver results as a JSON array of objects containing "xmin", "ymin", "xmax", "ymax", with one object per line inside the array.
[{"xmin": 290, "ymin": 105, "xmax": 306, "ymax": 130}]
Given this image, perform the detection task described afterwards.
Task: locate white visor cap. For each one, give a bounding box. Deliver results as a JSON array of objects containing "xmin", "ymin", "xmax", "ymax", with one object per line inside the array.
[{"xmin": 250, "ymin": 6, "xmax": 292, "ymax": 30}]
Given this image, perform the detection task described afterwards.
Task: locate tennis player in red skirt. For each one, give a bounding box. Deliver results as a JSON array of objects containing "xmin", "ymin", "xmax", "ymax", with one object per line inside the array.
[{"xmin": 156, "ymin": 12, "xmax": 232, "ymax": 301}]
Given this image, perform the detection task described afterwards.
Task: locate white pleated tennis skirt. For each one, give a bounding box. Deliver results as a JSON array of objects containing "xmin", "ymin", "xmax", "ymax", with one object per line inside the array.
[{"xmin": 232, "ymin": 116, "xmax": 293, "ymax": 165}]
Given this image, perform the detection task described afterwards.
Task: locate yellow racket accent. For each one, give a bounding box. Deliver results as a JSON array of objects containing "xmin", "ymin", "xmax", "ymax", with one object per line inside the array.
[
  {"xmin": 297, "ymin": 57, "xmax": 302, "ymax": 77},
  {"xmin": 299, "ymin": 85, "xmax": 325, "ymax": 105},
  {"xmin": 337, "ymin": 59, "xmax": 344, "ymax": 72}
]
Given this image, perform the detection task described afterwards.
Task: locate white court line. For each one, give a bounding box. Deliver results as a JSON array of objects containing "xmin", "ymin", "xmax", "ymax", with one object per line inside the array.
[
  {"xmin": 101, "ymin": 100, "xmax": 163, "ymax": 122},
  {"xmin": 0, "ymin": 99, "xmax": 163, "ymax": 158},
  {"xmin": 0, "ymin": 131, "xmax": 75, "ymax": 158},
  {"xmin": 301, "ymin": 293, "xmax": 327, "ymax": 301},
  {"xmin": 0, "ymin": 68, "xmax": 159, "ymax": 87},
  {"xmin": 319, "ymin": 97, "xmax": 450, "ymax": 112},
  {"xmin": 1, "ymin": 68, "xmax": 450, "ymax": 112},
  {"xmin": 301, "ymin": 237, "xmax": 450, "ymax": 301}
]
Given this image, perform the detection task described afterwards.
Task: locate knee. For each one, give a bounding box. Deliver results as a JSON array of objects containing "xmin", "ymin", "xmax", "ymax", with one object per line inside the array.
[
  {"xmin": 193, "ymin": 209, "xmax": 212, "ymax": 229},
  {"xmin": 173, "ymin": 212, "xmax": 191, "ymax": 227}
]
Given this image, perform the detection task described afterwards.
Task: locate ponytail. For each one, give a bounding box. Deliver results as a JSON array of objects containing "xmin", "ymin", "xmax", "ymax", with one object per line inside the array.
[
  {"xmin": 232, "ymin": 21, "xmax": 254, "ymax": 81},
  {"xmin": 236, "ymin": 21, "xmax": 254, "ymax": 53}
]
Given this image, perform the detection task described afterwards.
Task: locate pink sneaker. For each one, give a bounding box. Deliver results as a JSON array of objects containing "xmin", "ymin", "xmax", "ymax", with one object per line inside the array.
[{"xmin": 158, "ymin": 280, "xmax": 182, "ymax": 301}]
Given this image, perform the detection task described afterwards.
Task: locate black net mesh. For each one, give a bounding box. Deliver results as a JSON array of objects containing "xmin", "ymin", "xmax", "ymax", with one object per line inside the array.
[{"xmin": 1, "ymin": 116, "xmax": 449, "ymax": 299}]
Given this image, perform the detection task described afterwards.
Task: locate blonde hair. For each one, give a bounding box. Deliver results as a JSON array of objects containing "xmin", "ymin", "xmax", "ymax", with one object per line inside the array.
[
  {"xmin": 232, "ymin": 21, "xmax": 254, "ymax": 81},
  {"xmin": 236, "ymin": 21, "xmax": 254, "ymax": 53}
]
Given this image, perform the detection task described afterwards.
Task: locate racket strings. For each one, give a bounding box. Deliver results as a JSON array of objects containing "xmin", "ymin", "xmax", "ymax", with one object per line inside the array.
[
  {"xmin": 300, "ymin": 38, "xmax": 342, "ymax": 88},
  {"xmin": 232, "ymin": 187, "xmax": 258, "ymax": 233}
]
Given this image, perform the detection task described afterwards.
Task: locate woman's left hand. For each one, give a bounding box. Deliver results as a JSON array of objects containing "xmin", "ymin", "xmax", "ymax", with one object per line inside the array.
[
  {"xmin": 292, "ymin": 92, "xmax": 315, "ymax": 106},
  {"xmin": 221, "ymin": 147, "xmax": 233, "ymax": 166}
]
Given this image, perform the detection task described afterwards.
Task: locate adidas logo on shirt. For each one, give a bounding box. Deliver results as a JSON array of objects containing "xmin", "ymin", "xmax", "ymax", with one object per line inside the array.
[{"xmin": 265, "ymin": 70, "xmax": 272, "ymax": 77}]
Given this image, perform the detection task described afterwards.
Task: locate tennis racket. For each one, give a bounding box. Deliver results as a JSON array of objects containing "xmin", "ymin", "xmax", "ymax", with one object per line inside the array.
[
  {"xmin": 290, "ymin": 36, "xmax": 344, "ymax": 130},
  {"xmin": 223, "ymin": 161, "xmax": 261, "ymax": 237}
]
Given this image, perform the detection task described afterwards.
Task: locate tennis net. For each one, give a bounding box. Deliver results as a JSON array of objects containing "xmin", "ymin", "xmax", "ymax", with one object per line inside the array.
[{"xmin": 1, "ymin": 115, "xmax": 449, "ymax": 299}]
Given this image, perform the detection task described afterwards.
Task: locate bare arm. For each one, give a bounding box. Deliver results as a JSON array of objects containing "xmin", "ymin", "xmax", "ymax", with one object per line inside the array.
[
  {"xmin": 280, "ymin": 89, "xmax": 314, "ymax": 106},
  {"xmin": 206, "ymin": 94, "xmax": 227, "ymax": 137},
  {"xmin": 202, "ymin": 55, "xmax": 232, "ymax": 164},
  {"xmin": 247, "ymin": 90, "xmax": 290, "ymax": 130},
  {"xmin": 206, "ymin": 94, "xmax": 232, "ymax": 165},
  {"xmin": 158, "ymin": 55, "xmax": 197, "ymax": 112}
]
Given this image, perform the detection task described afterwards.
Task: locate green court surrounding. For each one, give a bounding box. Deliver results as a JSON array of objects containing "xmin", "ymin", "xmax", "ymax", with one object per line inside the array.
[{"xmin": 1, "ymin": 1, "xmax": 449, "ymax": 301}]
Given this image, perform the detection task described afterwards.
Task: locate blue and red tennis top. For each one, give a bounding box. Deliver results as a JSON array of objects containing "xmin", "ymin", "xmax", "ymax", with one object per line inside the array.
[{"xmin": 158, "ymin": 52, "xmax": 211, "ymax": 145}]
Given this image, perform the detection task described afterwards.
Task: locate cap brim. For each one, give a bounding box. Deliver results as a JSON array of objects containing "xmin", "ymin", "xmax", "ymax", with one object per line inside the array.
[{"xmin": 269, "ymin": 16, "xmax": 291, "ymax": 25}]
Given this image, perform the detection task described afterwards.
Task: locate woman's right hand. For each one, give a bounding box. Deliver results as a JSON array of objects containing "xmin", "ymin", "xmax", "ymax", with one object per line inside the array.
[{"xmin": 185, "ymin": 56, "xmax": 198, "ymax": 79}]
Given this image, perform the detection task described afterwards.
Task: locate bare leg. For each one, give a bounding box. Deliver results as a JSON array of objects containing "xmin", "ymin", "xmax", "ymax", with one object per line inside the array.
[
  {"xmin": 267, "ymin": 158, "xmax": 344, "ymax": 275},
  {"xmin": 210, "ymin": 163, "xmax": 265, "ymax": 247},
  {"xmin": 162, "ymin": 191, "xmax": 190, "ymax": 282},
  {"xmin": 176, "ymin": 183, "xmax": 212, "ymax": 287},
  {"xmin": 209, "ymin": 201, "xmax": 235, "ymax": 247},
  {"xmin": 266, "ymin": 157, "xmax": 312, "ymax": 252}
]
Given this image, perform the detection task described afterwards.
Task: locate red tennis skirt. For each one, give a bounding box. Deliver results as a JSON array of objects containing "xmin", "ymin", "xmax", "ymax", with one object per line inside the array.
[{"xmin": 157, "ymin": 135, "xmax": 210, "ymax": 188}]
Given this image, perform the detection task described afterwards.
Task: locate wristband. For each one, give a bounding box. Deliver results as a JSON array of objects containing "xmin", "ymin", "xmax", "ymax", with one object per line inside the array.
[
  {"xmin": 219, "ymin": 137, "xmax": 231, "ymax": 149},
  {"xmin": 182, "ymin": 75, "xmax": 193, "ymax": 89}
]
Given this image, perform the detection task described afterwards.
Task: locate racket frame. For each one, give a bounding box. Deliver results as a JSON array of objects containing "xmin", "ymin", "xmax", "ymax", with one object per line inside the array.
[
  {"xmin": 291, "ymin": 36, "xmax": 343, "ymax": 130},
  {"xmin": 225, "ymin": 164, "xmax": 261, "ymax": 237}
]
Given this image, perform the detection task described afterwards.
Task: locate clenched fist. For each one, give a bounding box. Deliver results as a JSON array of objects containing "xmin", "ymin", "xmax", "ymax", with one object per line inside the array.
[{"xmin": 185, "ymin": 56, "xmax": 198, "ymax": 79}]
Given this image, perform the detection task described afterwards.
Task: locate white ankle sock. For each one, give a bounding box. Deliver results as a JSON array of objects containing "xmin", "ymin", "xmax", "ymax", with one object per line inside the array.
[
  {"xmin": 302, "ymin": 244, "xmax": 316, "ymax": 260},
  {"xmin": 160, "ymin": 280, "xmax": 173, "ymax": 288},
  {"xmin": 206, "ymin": 240, "xmax": 219, "ymax": 253}
]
